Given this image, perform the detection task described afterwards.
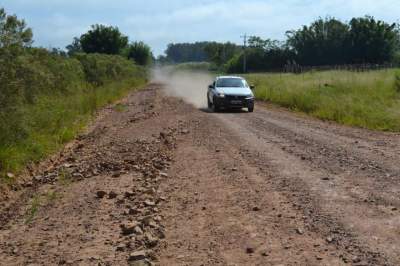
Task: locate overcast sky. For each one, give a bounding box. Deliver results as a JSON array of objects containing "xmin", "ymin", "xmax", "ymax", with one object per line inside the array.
[{"xmin": 2, "ymin": 0, "xmax": 400, "ymax": 55}]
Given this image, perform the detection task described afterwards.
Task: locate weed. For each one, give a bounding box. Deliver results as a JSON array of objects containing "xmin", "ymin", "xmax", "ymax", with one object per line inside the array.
[
  {"xmin": 25, "ymin": 195, "xmax": 41, "ymax": 224},
  {"xmin": 58, "ymin": 169, "xmax": 73, "ymax": 186},
  {"xmin": 24, "ymin": 190, "xmax": 60, "ymax": 224},
  {"xmin": 114, "ymin": 103, "xmax": 128, "ymax": 112},
  {"xmin": 45, "ymin": 190, "xmax": 59, "ymax": 202}
]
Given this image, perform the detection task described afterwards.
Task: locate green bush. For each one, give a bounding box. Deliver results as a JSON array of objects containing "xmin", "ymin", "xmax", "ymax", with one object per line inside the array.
[
  {"xmin": 18, "ymin": 48, "xmax": 85, "ymax": 102},
  {"xmin": 0, "ymin": 48, "xmax": 85, "ymax": 145},
  {"xmin": 0, "ymin": 49, "xmax": 147, "ymax": 180},
  {"xmin": 0, "ymin": 8, "xmax": 148, "ymax": 181},
  {"xmin": 125, "ymin": 41, "xmax": 153, "ymax": 66},
  {"xmin": 74, "ymin": 52, "xmax": 144, "ymax": 86}
]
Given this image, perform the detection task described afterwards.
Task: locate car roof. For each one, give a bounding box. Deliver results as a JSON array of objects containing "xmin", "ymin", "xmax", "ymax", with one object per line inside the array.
[{"xmin": 216, "ymin": 76, "xmax": 244, "ymax": 80}]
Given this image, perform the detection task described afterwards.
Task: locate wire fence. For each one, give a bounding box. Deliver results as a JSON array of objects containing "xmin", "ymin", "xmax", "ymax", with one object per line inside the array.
[{"xmin": 283, "ymin": 62, "xmax": 398, "ymax": 74}]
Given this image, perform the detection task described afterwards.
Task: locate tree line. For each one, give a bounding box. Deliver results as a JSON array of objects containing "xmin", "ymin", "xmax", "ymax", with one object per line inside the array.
[
  {"xmin": 162, "ymin": 16, "xmax": 400, "ymax": 73},
  {"xmin": 160, "ymin": 42, "xmax": 210, "ymax": 63}
]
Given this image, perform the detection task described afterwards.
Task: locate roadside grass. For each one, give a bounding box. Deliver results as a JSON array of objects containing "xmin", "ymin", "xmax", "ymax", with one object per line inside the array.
[
  {"xmin": 245, "ymin": 69, "xmax": 400, "ymax": 131},
  {"xmin": 58, "ymin": 168, "xmax": 73, "ymax": 187},
  {"xmin": 25, "ymin": 194, "xmax": 40, "ymax": 224},
  {"xmin": 24, "ymin": 190, "xmax": 60, "ymax": 224},
  {"xmin": 45, "ymin": 190, "xmax": 59, "ymax": 202},
  {"xmin": 114, "ymin": 103, "xmax": 128, "ymax": 112},
  {"xmin": 0, "ymin": 77, "xmax": 146, "ymax": 184}
]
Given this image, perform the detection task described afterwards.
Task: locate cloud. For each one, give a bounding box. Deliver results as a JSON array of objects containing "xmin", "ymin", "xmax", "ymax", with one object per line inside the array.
[{"xmin": 2, "ymin": 0, "xmax": 400, "ymax": 55}]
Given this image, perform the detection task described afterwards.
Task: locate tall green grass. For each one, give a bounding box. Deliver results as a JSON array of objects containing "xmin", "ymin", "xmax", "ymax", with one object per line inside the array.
[
  {"xmin": 0, "ymin": 49, "xmax": 147, "ymax": 183},
  {"xmin": 0, "ymin": 78, "xmax": 144, "ymax": 181},
  {"xmin": 245, "ymin": 69, "xmax": 400, "ymax": 131}
]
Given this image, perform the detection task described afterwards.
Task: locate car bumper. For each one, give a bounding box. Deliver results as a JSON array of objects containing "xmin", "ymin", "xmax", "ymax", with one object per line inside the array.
[{"xmin": 215, "ymin": 96, "xmax": 254, "ymax": 108}]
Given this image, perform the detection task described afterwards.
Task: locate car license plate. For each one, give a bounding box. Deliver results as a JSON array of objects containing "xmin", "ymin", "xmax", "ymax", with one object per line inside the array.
[{"xmin": 230, "ymin": 100, "xmax": 242, "ymax": 104}]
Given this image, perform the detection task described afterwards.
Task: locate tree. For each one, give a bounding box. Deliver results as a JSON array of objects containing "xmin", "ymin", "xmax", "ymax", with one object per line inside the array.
[
  {"xmin": 348, "ymin": 16, "xmax": 399, "ymax": 64},
  {"xmin": 286, "ymin": 16, "xmax": 400, "ymax": 66},
  {"xmin": 66, "ymin": 37, "xmax": 82, "ymax": 56},
  {"xmin": 0, "ymin": 8, "xmax": 33, "ymax": 144},
  {"xmin": 165, "ymin": 42, "xmax": 210, "ymax": 63},
  {"xmin": 248, "ymin": 36, "xmax": 280, "ymax": 50},
  {"xmin": 79, "ymin": 24, "xmax": 128, "ymax": 54},
  {"xmin": 126, "ymin": 41, "xmax": 152, "ymax": 66},
  {"xmin": 204, "ymin": 42, "xmax": 240, "ymax": 66},
  {"xmin": 286, "ymin": 17, "xmax": 349, "ymax": 66},
  {"xmin": 0, "ymin": 8, "xmax": 33, "ymax": 49},
  {"xmin": 225, "ymin": 37, "xmax": 294, "ymax": 73},
  {"xmin": 49, "ymin": 47, "xmax": 67, "ymax": 57},
  {"xmin": 156, "ymin": 55, "xmax": 171, "ymax": 65}
]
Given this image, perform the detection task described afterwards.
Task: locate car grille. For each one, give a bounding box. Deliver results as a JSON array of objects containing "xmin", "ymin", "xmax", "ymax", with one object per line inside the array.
[{"xmin": 225, "ymin": 95, "xmax": 247, "ymax": 101}]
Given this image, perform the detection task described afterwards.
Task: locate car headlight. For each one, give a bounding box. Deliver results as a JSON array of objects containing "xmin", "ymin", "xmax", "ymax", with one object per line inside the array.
[
  {"xmin": 245, "ymin": 94, "xmax": 254, "ymax": 99},
  {"xmin": 217, "ymin": 93, "xmax": 225, "ymax": 98}
]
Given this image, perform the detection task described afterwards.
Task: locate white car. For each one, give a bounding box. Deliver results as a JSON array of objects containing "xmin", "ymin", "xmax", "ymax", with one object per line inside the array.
[{"xmin": 207, "ymin": 76, "xmax": 255, "ymax": 112}]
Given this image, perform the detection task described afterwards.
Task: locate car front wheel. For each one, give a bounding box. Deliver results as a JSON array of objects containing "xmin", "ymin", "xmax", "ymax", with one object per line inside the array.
[
  {"xmin": 207, "ymin": 95, "xmax": 212, "ymax": 108},
  {"xmin": 212, "ymin": 99, "xmax": 220, "ymax": 112}
]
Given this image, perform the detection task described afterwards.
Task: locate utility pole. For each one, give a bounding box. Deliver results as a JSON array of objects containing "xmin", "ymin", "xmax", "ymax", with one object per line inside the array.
[{"xmin": 241, "ymin": 33, "xmax": 247, "ymax": 73}]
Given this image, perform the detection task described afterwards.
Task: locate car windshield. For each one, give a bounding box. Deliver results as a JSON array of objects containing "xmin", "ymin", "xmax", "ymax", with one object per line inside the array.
[{"xmin": 216, "ymin": 78, "xmax": 246, "ymax": 88}]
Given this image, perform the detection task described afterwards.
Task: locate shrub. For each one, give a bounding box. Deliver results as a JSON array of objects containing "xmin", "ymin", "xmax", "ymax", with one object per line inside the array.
[
  {"xmin": 74, "ymin": 53, "xmax": 143, "ymax": 86},
  {"xmin": 0, "ymin": 49, "xmax": 147, "ymax": 178},
  {"xmin": 0, "ymin": 8, "xmax": 148, "ymax": 180},
  {"xmin": 79, "ymin": 24, "xmax": 128, "ymax": 55},
  {"xmin": 125, "ymin": 41, "xmax": 153, "ymax": 66}
]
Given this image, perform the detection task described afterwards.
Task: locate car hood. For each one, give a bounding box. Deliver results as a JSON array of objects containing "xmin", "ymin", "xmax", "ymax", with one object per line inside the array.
[{"xmin": 216, "ymin": 87, "xmax": 253, "ymax": 96}]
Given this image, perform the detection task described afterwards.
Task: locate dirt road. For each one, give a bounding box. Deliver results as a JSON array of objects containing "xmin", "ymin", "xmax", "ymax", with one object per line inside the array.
[{"xmin": 0, "ymin": 84, "xmax": 399, "ymax": 265}]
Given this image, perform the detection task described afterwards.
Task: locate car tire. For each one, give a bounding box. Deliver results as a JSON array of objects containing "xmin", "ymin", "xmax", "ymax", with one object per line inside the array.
[
  {"xmin": 213, "ymin": 103, "xmax": 220, "ymax": 112},
  {"xmin": 207, "ymin": 95, "xmax": 212, "ymax": 109},
  {"xmin": 248, "ymin": 106, "xmax": 254, "ymax": 112},
  {"xmin": 212, "ymin": 96, "xmax": 220, "ymax": 112}
]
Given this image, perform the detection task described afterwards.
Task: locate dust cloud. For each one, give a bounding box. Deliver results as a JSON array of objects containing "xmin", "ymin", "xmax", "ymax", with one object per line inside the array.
[{"xmin": 151, "ymin": 67, "xmax": 214, "ymax": 108}]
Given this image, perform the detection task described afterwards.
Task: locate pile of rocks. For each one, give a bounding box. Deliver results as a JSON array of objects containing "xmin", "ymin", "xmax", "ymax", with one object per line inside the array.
[
  {"xmin": 33, "ymin": 128, "xmax": 177, "ymax": 186},
  {"xmin": 34, "ymin": 127, "xmax": 177, "ymax": 265}
]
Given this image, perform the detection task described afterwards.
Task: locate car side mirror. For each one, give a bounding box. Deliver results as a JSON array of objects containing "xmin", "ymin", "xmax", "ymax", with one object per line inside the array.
[
  {"xmin": 208, "ymin": 84, "xmax": 214, "ymax": 89},
  {"xmin": 250, "ymin": 85, "xmax": 255, "ymax": 90}
]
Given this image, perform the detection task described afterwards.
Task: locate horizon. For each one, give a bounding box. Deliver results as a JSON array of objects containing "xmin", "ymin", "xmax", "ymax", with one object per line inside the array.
[{"xmin": 2, "ymin": 0, "xmax": 400, "ymax": 56}]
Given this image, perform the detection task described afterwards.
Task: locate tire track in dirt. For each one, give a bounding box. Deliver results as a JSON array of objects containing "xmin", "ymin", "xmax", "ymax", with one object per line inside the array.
[
  {"xmin": 211, "ymin": 106, "xmax": 400, "ymax": 265},
  {"xmin": 158, "ymin": 110, "xmax": 351, "ymax": 265}
]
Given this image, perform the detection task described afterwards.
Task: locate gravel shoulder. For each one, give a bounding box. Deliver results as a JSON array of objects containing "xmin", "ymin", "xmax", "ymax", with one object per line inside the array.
[{"xmin": 0, "ymin": 85, "xmax": 399, "ymax": 265}]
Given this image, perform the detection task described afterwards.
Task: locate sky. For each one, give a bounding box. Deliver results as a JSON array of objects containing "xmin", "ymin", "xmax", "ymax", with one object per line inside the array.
[{"xmin": 2, "ymin": 0, "xmax": 400, "ymax": 56}]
